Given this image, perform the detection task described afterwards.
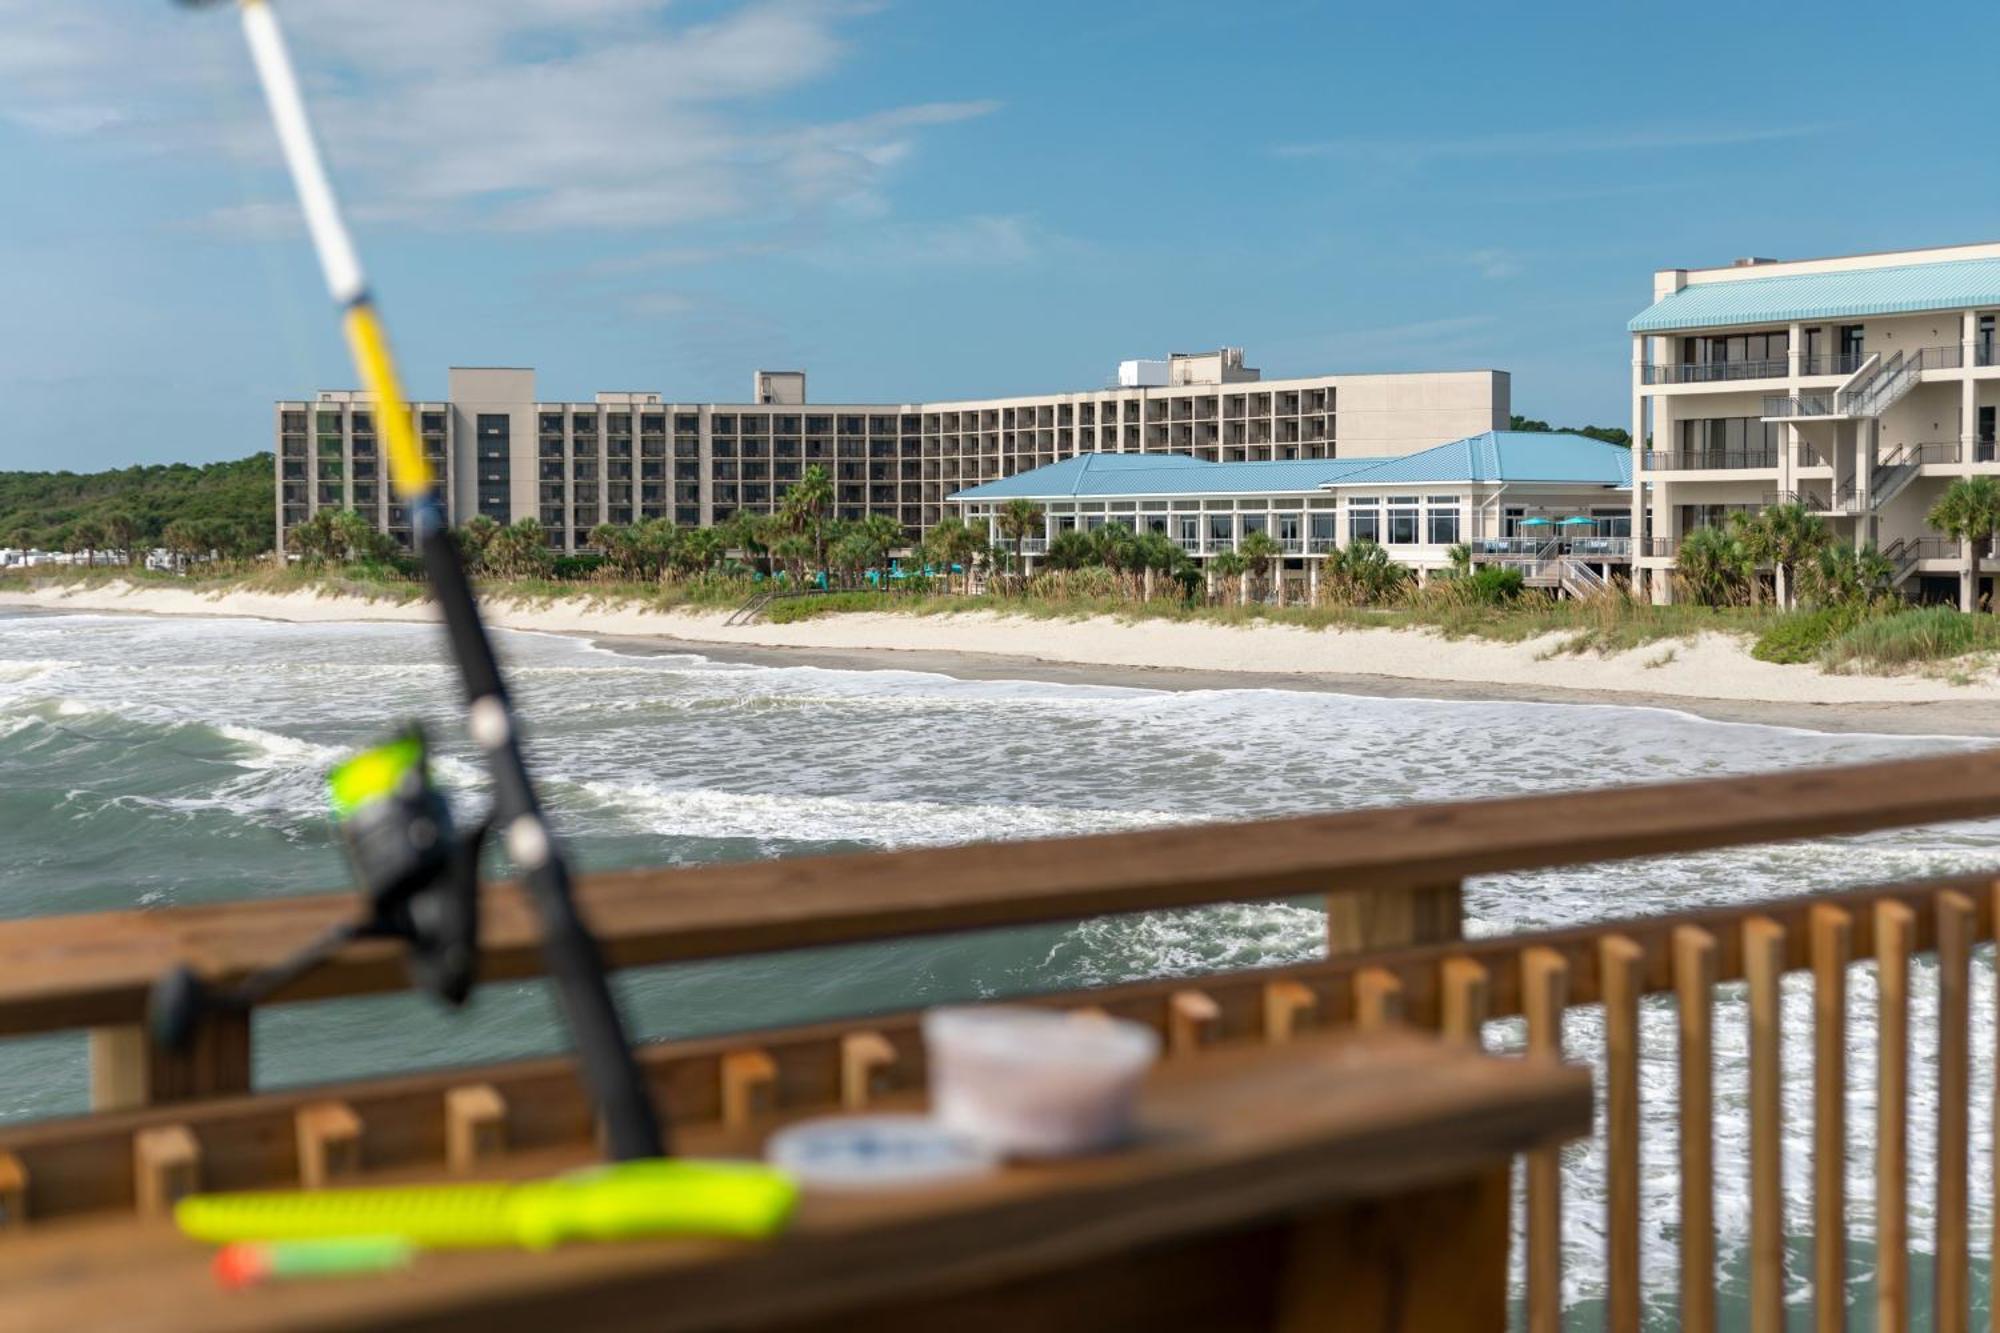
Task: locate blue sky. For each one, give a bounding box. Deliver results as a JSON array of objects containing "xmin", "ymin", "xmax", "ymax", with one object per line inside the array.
[{"xmin": 2, "ymin": 0, "xmax": 1997, "ymax": 471}]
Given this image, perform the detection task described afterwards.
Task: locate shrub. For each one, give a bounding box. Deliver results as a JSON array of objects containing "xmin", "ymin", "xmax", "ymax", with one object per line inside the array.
[
  {"xmin": 551, "ymin": 553, "xmax": 607, "ymax": 581},
  {"xmin": 1465, "ymin": 565, "xmax": 1524, "ymax": 605},
  {"xmin": 1751, "ymin": 607, "xmax": 1861, "ymax": 664},
  {"xmin": 1819, "ymin": 607, "xmax": 2000, "ymax": 670}
]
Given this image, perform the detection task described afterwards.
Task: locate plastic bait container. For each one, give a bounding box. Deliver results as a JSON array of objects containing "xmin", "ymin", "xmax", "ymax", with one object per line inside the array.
[{"xmin": 922, "ymin": 1006, "xmax": 1160, "ymax": 1158}]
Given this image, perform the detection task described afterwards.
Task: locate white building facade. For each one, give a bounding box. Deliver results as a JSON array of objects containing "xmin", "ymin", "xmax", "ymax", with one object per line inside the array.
[
  {"xmin": 951, "ymin": 431, "xmax": 1632, "ymax": 596},
  {"xmin": 276, "ymin": 351, "xmax": 1508, "ymax": 558},
  {"xmin": 1631, "ymin": 241, "xmax": 2000, "ymax": 605}
]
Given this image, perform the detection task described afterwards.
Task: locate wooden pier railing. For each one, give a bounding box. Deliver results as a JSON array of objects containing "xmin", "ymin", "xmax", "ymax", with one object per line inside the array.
[{"xmin": 2, "ymin": 749, "xmax": 1999, "ymax": 1331}]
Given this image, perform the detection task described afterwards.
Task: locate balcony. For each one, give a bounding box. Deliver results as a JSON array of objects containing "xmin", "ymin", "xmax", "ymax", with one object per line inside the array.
[
  {"xmin": 1643, "ymin": 359, "xmax": 1787, "ymax": 385},
  {"xmin": 1642, "ymin": 449, "xmax": 1779, "ymax": 471},
  {"xmin": 1800, "ymin": 352, "xmax": 1869, "ymax": 377}
]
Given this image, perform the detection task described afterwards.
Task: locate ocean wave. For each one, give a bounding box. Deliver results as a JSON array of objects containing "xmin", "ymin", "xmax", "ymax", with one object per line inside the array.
[{"xmin": 575, "ymin": 779, "xmax": 1193, "ymax": 848}]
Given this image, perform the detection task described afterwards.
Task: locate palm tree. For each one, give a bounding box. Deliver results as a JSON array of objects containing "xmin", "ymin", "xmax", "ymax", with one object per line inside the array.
[
  {"xmin": 780, "ymin": 466, "xmax": 834, "ymax": 572},
  {"xmin": 589, "ymin": 522, "xmax": 636, "ymax": 578},
  {"xmin": 1761, "ymin": 502, "xmax": 1831, "ymax": 609},
  {"xmin": 1676, "ymin": 526, "xmax": 1748, "ymax": 607},
  {"xmin": 1208, "ymin": 550, "xmax": 1248, "ymax": 605},
  {"xmin": 101, "ymin": 512, "xmax": 140, "ymax": 567},
  {"xmin": 1803, "ymin": 543, "xmax": 1894, "ymax": 609},
  {"xmin": 329, "ymin": 509, "xmax": 378, "ymax": 565},
  {"xmin": 923, "ymin": 517, "xmax": 983, "ymax": 593},
  {"xmin": 1045, "ymin": 529, "xmax": 1095, "ymax": 571},
  {"xmin": 1726, "ymin": 511, "xmax": 1774, "ymax": 607},
  {"xmin": 1132, "ymin": 531, "xmax": 1184, "ymax": 602},
  {"xmin": 161, "ymin": 520, "xmax": 204, "ymax": 573},
  {"xmin": 68, "ymin": 518, "xmax": 105, "ymax": 570},
  {"xmin": 457, "ymin": 515, "xmax": 501, "ymax": 574},
  {"xmin": 1237, "ymin": 530, "xmax": 1283, "ymax": 603},
  {"xmin": 1328, "ymin": 540, "xmax": 1408, "ymax": 605},
  {"xmin": 491, "ymin": 518, "xmax": 553, "ymax": 579},
  {"xmin": 993, "ymin": 498, "xmax": 1044, "ymax": 591},
  {"xmin": 1928, "ymin": 476, "xmax": 2000, "ymax": 612},
  {"xmin": 857, "ymin": 514, "xmax": 903, "ymax": 587}
]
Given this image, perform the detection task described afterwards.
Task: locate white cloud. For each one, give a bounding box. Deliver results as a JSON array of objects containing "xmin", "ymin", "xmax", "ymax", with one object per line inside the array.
[
  {"xmin": 0, "ymin": 0, "xmax": 1000, "ymax": 238},
  {"xmin": 1463, "ymin": 247, "xmax": 1521, "ymax": 280}
]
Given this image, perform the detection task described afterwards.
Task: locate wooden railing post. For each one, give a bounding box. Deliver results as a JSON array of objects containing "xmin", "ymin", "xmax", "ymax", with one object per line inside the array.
[
  {"xmin": 1326, "ymin": 880, "xmax": 1462, "ymax": 956},
  {"xmin": 89, "ymin": 1013, "xmax": 252, "ymax": 1110}
]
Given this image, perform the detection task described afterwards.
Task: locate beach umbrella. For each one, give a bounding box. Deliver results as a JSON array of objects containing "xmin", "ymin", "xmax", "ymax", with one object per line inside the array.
[
  {"xmin": 1558, "ymin": 516, "xmax": 1595, "ymax": 527},
  {"xmin": 1519, "ymin": 517, "xmax": 1553, "ymax": 526}
]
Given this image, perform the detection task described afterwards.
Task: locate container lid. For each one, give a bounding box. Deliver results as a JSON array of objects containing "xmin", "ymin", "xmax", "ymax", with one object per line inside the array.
[{"xmin": 765, "ymin": 1115, "xmax": 997, "ymax": 1191}]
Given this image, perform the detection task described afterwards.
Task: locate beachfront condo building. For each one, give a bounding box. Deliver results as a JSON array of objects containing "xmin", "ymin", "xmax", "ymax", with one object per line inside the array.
[
  {"xmin": 273, "ymin": 353, "xmax": 1509, "ymax": 556},
  {"xmin": 1630, "ymin": 240, "xmax": 2000, "ymax": 605},
  {"xmin": 949, "ymin": 431, "xmax": 1632, "ymax": 595}
]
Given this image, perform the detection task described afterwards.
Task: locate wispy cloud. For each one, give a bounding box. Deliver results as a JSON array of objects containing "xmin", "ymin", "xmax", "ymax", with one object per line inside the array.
[
  {"xmin": 1462, "ymin": 247, "xmax": 1521, "ymax": 280},
  {"xmin": 0, "ymin": 0, "xmax": 1001, "ymax": 239},
  {"xmin": 1272, "ymin": 123, "xmax": 1832, "ymax": 162}
]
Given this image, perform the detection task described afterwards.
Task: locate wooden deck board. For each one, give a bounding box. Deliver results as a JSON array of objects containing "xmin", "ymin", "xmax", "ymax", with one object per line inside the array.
[{"xmin": 0, "ymin": 1034, "xmax": 1589, "ymax": 1333}]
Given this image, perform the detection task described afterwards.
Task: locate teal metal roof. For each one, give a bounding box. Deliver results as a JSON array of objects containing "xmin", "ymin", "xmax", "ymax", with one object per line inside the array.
[
  {"xmin": 1629, "ymin": 256, "xmax": 2000, "ymax": 333},
  {"xmin": 1329, "ymin": 432, "xmax": 1630, "ymax": 488},
  {"xmin": 948, "ymin": 453, "xmax": 1376, "ymax": 501},
  {"xmin": 948, "ymin": 432, "xmax": 1628, "ymax": 503}
]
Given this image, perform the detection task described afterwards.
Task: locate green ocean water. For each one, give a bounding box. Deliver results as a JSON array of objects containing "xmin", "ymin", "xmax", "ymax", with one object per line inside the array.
[{"xmin": 3, "ymin": 606, "xmax": 1996, "ymax": 1325}]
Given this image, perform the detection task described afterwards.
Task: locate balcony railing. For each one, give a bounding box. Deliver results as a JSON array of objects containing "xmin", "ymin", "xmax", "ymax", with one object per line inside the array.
[
  {"xmin": 1642, "ymin": 358, "xmax": 1787, "ymax": 385},
  {"xmin": 1643, "ymin": 449, "xmax": 1780, "ymax": 471},
  {"xmin": 1762, "ymin": 393, "xmax": 1839, "ymax": 419},
  {"xmin": 1800, "ymin": 351, "xmax": 1869, "ymax": 377}
]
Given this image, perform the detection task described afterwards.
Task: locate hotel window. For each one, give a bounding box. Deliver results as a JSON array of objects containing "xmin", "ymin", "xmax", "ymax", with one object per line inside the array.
[
  {"xmin": 1387, "ymin": 497, "xmax": 1420, "ymax": 546},
  {"xmin": 1177, "ymin": 516, "xmax": 1198, "ymax": 544},
  {"xmin": 1241, "ymin": 513, "xmax": 1268, "ymax": 536},
  {"xmin": 1425, "ymin": 497, "xmax": 1459, "ymax": 546},
  {"xmin": 1348, "ymin": 504, "xmax": 1380, "ymax": 544},
  {"xmin": 1981, "ymin": 407, "xmax": 1996, "ymax": 463},
  {"xmin": 1982, "ymin": 315, "xmax": 1997, "ymax": 367},
  {"xmin": 1277, "ymin": 513, "xmax": 1301, "ymax": 544},
  {"xmin": 1209, "ymin": 514, "xmax": 1234, "ymax": 543},
  {"xmin": 1310, "ymin": 513, "xmax": 1336, "ymax": 545}
]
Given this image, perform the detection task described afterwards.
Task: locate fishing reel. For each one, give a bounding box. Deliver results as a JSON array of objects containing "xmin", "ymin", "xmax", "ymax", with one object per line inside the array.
[{"xmin": 151, "ymin": 726, "xmax": 489, "ymax": 1054}]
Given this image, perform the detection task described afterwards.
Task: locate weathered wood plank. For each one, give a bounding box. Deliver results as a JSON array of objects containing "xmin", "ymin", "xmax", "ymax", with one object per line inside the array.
[
  {"xmin": 1599, "ymin": 934, "xmax": 1643, "ymax": 1333},
  {"xmin": 1812, "ymin": 903, "xmax": 1851, "ymax": 1333},
  {"xmin": 1744, "ymin": 916, "xmax": 1785, "ymax": 1333},
  {"xmin": 1676, "ymin": 925, "xmax": 1717, "ymax": 1333},
  {"xmin": 1876, "ymin": 900, "xmax": 1914, "ymax": 1333},
  {"xmin": 1522, "ymin": 946, "xmax": 1566, "ymax": 1333},
  {"xmin": 0, "ymin": 1036, "xmax": 1592, "ymax": 1333}
]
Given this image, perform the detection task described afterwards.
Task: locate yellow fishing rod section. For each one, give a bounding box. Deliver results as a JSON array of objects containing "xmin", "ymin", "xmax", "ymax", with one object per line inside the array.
[{"xmin": 341, "ymin": 300, "xmax": 434, "ymax": 503}]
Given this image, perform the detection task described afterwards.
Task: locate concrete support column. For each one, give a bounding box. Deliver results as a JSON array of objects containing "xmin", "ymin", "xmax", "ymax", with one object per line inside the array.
[
  {"xmin": 1962, "ymin": 310, "xmax": 1979, "ymax": 464},
  {"xmin": 1630, "ymin": 334, "xmax": 1651, "ymax": 601},
  {"xmin": 1308, "ymin": 559, "xmax": 1320, "ymax": 606}
]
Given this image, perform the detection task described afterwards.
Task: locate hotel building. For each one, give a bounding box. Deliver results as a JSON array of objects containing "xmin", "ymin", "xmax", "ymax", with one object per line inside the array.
[
  {"xmin": 273, "ymin": 353, "xmax": 1509, "ymax": 556},
  {"xmin": 949, "ymin": 431, "xmax": 1633, "ymax": 596},
  {"xmin": 1630, "ymin": 240, "xmax": 2000, "ymax": 604}
]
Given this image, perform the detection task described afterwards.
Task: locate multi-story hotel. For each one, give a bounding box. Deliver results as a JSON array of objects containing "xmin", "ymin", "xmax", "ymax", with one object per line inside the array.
[
  {"xmin": 1630, "ymin": 240, "xmax": 2000, "ymax": 604},
  {"xmin": 273, "ymin": 352, "xmax": 1510, "ymax": 555}
]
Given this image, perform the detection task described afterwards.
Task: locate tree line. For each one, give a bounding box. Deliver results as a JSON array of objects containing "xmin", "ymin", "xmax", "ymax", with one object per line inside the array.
[{"xmin": 0, "ymin": 453, "xmax": 273, "ymax": 562}]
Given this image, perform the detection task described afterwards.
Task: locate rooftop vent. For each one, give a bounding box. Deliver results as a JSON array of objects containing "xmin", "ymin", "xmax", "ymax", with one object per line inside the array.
[{"xmin": 1733, "ymin": 257, "xmax": 1777, "ymax": 268}]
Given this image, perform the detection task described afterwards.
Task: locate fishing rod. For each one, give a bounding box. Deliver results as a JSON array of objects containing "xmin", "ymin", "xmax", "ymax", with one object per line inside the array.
[{"xmin": 160, "ymin": 0, "xmax": 664, "ymax": 1162}]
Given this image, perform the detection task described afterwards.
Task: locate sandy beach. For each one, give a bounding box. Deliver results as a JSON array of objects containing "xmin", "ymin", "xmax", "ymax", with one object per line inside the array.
[{"xmin": 5, "ymin": 578, "xmax": 1999, "ymax": 735}]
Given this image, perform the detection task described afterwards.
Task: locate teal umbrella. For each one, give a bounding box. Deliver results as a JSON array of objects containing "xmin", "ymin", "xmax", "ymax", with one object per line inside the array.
[
  {"xmin": 1519, "ymin": 516, "xmax": 1553, "ymax": 526},
  {"xmin": 1559, "ymin": 516, "xmax": 1595, "ymax": 527}
]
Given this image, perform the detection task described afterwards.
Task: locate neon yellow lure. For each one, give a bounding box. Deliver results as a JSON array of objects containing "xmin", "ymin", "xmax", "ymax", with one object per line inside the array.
[{"xmin": 176, "ymin": 1159, "xmax": 797, "ymax": 1250}]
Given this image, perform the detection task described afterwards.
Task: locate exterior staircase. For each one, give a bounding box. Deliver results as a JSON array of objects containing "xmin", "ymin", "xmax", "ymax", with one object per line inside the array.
[
  {"xmin": 1559, "ymin": 558, "xmax": 1610, "ymax": 600},
  {"xmin": 1870, "ymin": 443, "xmax": 1923, "ymax": 509},
  {"xmin": 1882, "ymin": 538, "xmax": 1923, "ymax": 587}
]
